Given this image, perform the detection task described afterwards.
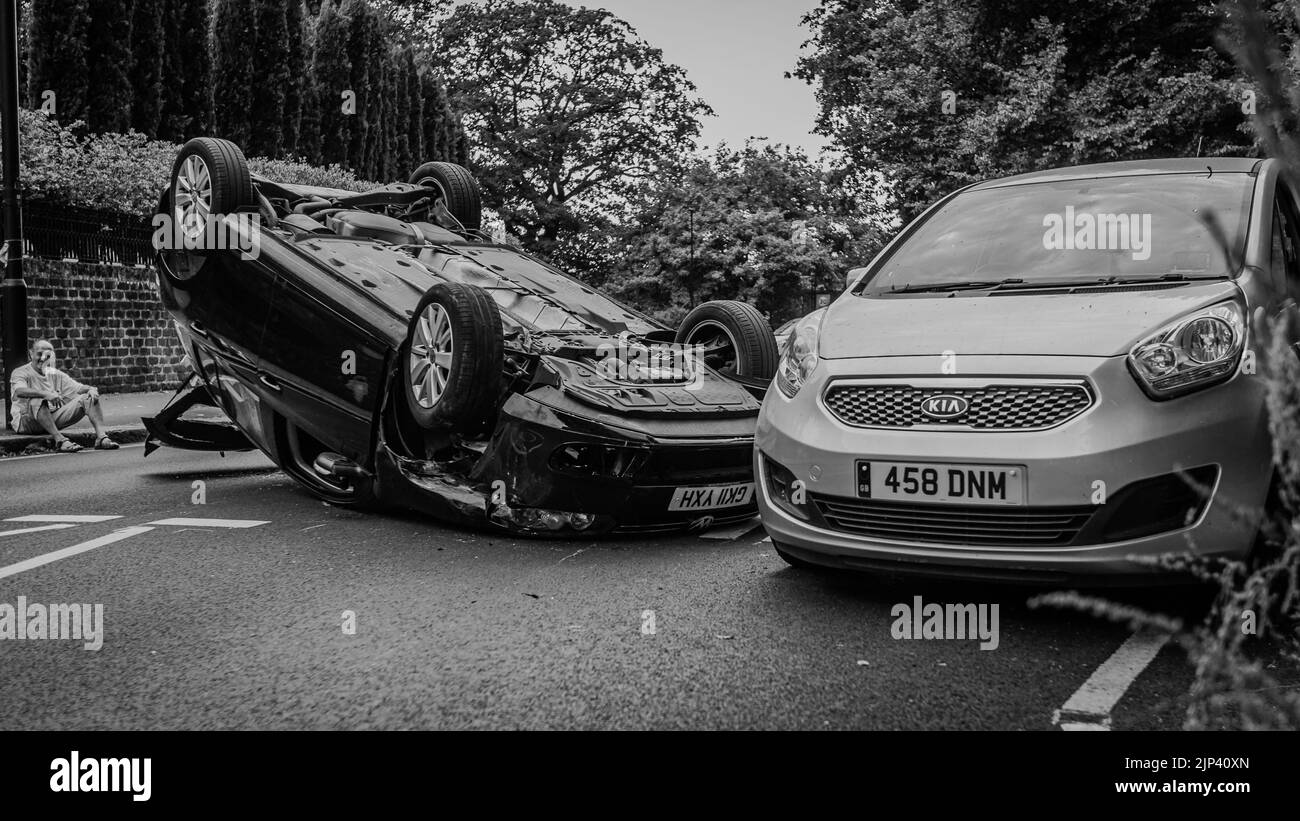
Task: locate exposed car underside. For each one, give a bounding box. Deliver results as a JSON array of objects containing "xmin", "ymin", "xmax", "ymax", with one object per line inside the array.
[{"xmin": 146, "ymin": 138, "xmax": 777, "ymax": 536}]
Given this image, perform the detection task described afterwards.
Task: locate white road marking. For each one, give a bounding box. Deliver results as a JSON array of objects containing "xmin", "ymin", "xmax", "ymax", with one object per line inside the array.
[
  {"xmin": 1054, "ymin": 629, "xmax": 1171, "ymax": 731},
  {"xmin": 1058, "ymin": 721, "xmax": 1111, "ymax": 731},
  {"xmin": 146, "ymin": 518, "xmax": 268, "ymax": 528},
  {"xmin": 699, "ymin": 518, "xmax": 760, "ymax": 541},
  {"xmin": 0, "ymin": 523, "xmax": 78, "ymax": 538},
  {"xmin": 5, "ymin": 514, "xmax": 123, "ymax": 523},
  {"xmin": 0, "ymin": 526, "xmax": 154, "ymax": 581}
]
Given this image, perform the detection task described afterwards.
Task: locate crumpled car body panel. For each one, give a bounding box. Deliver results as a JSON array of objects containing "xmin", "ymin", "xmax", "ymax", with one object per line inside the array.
[{"xmin": 146, "ymin": 177, "xmax": 764, "ymax": 536}]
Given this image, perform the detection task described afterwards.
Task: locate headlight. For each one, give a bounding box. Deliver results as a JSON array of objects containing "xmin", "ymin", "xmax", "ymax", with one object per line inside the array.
[
  {"xmin": 775, "ymin": 309, "xmax": 825, "ymax": 398},
  {"xmin": 1127, "ymin": 300, "xmax": 1245, "ymax": 399}
]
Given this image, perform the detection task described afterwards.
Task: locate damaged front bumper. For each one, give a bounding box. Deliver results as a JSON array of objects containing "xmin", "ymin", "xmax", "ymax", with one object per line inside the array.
[
  {"xmin": 377, "ymin": 389, "xmax": 759, "ymax": 536},
  {"xmin": 146, "ymin": 373, "xmax": 760, "ymax": 537}
]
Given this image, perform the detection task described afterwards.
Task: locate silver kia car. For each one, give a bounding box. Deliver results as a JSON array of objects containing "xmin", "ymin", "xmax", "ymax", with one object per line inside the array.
[{"xmin": 757, "ymin": 158, "xmax": 1291, "ymax": 582}]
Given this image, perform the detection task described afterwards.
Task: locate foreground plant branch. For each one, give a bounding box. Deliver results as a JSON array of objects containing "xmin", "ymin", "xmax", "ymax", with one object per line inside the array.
[{"xmin": 1030, "ymin": 0, "xmax": 1300, "ymax": 731}]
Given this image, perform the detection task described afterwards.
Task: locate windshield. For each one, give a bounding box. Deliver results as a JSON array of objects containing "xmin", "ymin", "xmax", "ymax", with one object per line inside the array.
[{"xmin": 859, "ymin": 173, "xmax": 1255, "ymax": 294}]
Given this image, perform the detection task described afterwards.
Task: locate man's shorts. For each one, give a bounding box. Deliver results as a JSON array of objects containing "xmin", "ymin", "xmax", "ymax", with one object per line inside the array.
[{"xmin": 14, "ymin": 396, "xmax": 87, "ymax": 434}]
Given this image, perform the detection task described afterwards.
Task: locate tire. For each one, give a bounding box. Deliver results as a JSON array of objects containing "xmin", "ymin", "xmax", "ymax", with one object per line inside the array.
[
  {"xmin": 402, "ymin": 282, "xmax": 503, "ymax": 431},
  {"xmin": 161, "ymin": 138, "xmax": 256, "ymax": 283},
  {"xmin": 1248, "ymin": 469, "xmax": 1285, "ymax": 569},
  {"xmin": 409, "ymin": 161, "xmax": 482, "ymax": 230},
  {"xmin": 1231, "ymin": 470, "xmax": 1300, "ymax": 632},
  {"xmin": 170, "ymin": 137, "xmax": 255, "ymax": 252},
  {"xmin": 675, "ymin": 300, "xmax": 779, "ymax": 379}
]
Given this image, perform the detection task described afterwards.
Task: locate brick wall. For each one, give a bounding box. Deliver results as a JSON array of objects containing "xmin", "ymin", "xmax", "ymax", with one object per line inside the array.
[{"xmin": 0, "ymin": 258, "xmax": 186, "ymax": 393}]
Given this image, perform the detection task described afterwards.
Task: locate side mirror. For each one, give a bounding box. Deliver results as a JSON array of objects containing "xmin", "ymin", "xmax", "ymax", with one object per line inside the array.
[{"xmin": 845, "ymin": 267, "xmax": 869, "ymax": 290}]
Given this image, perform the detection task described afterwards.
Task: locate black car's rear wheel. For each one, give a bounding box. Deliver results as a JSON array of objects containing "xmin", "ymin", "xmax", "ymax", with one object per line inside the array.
[
  {"xmin": 161, "ymin": 138, "xmax": 256, "ymax": 284},
  {"xmin": 676, "ymin": 300, "xmax": 779, "ymax": 379},
  {"xmin": 402, "ymin": 282, "xmax": 503, "ymax": 432},
  {"xmin": 171, "ymin": 138, "xmax": 255, "ymax": 251},
  {"xmin": 409, "ymin": 161, "xmax": 482, "ymax": 230}
]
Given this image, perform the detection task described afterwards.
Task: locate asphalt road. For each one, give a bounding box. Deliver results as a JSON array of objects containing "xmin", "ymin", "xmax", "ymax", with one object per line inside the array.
[{"xmin": 0, "ymin": 444, "xmax": 1288, "ymax": 730}]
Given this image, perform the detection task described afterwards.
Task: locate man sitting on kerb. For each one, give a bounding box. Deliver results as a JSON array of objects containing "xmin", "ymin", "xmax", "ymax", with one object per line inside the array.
[{"xmin": 8, "ymin": 338, "xmax": 120, "ymax": 452}]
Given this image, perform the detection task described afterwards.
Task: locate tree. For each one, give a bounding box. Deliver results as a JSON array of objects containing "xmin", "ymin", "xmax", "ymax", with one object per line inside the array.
[
  {"xmin": 451, "ymin": 116, "xmax": 469, "ymax": 166},
  {"xmin": 795, "ymin": 0, "xmax": 1256, "ymax": 222},
  {"xmin": 361, "ymin": 22, "xmax": 388, "ymax": 178},
  {"xmin": 346, "ymin": 0, "xmax": 379, "ymax": 171},
  {"xmin": 212, "ymin": 0, "xmax": 257, "ymax": 145},
  {"xmin": 433, "ymin": 0, "xmax": 712, "ymax": 258},
  {"xmin": 1222, "ymin": 0, "xmax": 1300, "ymax": 166},
  {"xmin": 249, "ymin": 0, "xmax": 290, "ymax": 157},
  {"xmin": 404, "ymin": 51, "xmax": 424, "ymax": 164},
  {"xmin": 128, "ymin": 0, "xmax": 165, "ymax": 136},
  {"xmin": 172, "ymin": 0, "xmax": 213, "ymax": 140},
  {"xmin": 605, "ymin": 143, "xmax": 889, "ymax": 325},
  {"xmin": 284, "ymin": 0, "xmax": 309, "ymax": 156},
  {"xmin": 27, "ymin": 0, "xmax": 90, "ymax": 122},
  {"xmin": 314, "ymin": 0, "xmax": 353, "ymax": 165},
  {"xmin": 85, "ymin": 0, "xmax": 133, "ymax": 133},
  {"xmin": 371, "ymin": 0, "xmax": 454, "ymax": 46},
  {"xmin": 298, "ymin": 2, "xmax": 323, "ymax": 162},
  {"xmin": 381, "ymin": 50, "xmax": 399, "ymax": 177},
  {"xmin": 157, "ymin": 0, "xmax": 186, "ymax": 140},
  {"xmin": 392, "ymin": 49, "xmax": 412, "ymax": 176},
  {"xmin": 419, "ymin": 71, "xmax": 447, "ymax": 161}
]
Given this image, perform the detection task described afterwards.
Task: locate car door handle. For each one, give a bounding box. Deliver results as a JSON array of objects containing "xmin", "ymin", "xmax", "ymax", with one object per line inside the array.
[{"xmin": 259, "ymin": 374, "xmax": 282, "ymax": 392}]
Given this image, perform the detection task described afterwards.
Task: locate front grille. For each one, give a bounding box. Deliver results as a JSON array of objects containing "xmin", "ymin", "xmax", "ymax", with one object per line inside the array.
[
  {"xmin": 638, "ymin": 443, "xmax": 754, "ymax": 483},
  {"xmin": 811, "ymin": 493, "xmax": 1094, "ymax": 546},
  {"xmin": 823, "ymin": 382, "xmax": 1092, "ymax": 430}
]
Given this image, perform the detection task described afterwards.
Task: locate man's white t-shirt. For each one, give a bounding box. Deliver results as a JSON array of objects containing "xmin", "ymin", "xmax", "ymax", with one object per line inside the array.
[{"xmin": 9, "ymin": 363, "xmax": 84, "ymax": 428}]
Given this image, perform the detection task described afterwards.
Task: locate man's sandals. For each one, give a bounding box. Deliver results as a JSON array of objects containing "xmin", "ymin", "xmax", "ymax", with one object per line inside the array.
[{"xmin": 53, "ymin": 437, "xmax": 118, "ymax": 452}]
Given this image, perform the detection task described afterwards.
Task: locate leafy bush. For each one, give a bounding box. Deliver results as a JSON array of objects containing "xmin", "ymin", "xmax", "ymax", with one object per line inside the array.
[
  {"xmin": 8, "ymin": 109, "xmax": 377, "ymax": 215},
  {"xmin": 244, "ymin": 157, "xmax": 377, "ymax": 193}
]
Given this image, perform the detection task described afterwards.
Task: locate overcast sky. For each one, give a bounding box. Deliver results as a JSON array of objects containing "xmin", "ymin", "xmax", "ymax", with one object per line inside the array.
[{"xmin": 558, "ymin": 0, "xmax": 829, "ymax": 155}]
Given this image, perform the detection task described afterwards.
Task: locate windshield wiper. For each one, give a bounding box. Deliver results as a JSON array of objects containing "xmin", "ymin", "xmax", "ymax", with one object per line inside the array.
[
  {"xmin": 875, "ymin": 272, "xmax": 1227, "ymax": 296},
  {"xmin": 1106, "ymin": 273, "xmax": 1230, "ymax": 284},
  {"xmin": 884, "ymin": 278, "xmax": 1025, "ymax": 294},
  {"xmin": 981, "ymin": 274, "xmax": 1229, "ymax": 292}
]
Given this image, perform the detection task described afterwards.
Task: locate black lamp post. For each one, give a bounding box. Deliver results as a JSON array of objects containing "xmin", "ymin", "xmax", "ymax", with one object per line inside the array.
[{"xmin": 0, "ymin": 0, "xmax": 23, "ymax": 430}]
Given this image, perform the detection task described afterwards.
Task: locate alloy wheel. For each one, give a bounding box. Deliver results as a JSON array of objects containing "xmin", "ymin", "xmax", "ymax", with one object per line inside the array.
[
  {"xmin": 174, "ymin": 155, "xmax": 213, "ymax": 243},
  {"xmin": 409, "ymin": 303, "xmax": 454, "ymax": 408}
]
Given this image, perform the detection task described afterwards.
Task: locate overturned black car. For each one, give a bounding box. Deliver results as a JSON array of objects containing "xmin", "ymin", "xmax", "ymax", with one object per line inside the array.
[{"xmin": 145, "ymin": 138, "xmax": 778, "ymax": 535}]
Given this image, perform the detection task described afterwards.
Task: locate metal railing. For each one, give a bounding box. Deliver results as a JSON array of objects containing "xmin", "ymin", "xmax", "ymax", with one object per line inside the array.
[{"xmin": 4, "ymin": 201, "xmax": 154, "ymax": 267}]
